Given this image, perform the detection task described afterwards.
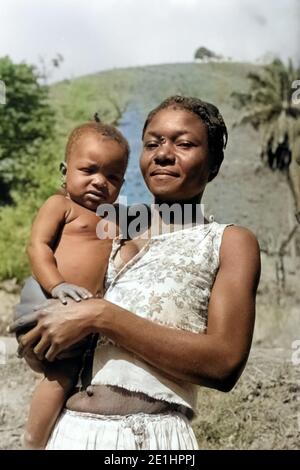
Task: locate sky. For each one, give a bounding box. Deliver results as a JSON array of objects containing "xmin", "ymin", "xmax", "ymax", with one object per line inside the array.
[{"xmin": 0, "ymin": 0, "xmax": 299, "ymax": 82}]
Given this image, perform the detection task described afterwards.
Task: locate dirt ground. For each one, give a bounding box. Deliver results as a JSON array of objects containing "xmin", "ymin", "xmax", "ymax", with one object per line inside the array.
[{"xmin": 0, "ymin": 275, "xmax": 299, "ymax": 450}]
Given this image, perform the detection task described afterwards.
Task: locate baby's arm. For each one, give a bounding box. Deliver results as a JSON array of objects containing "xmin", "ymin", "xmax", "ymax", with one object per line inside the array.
[
  {"xmin": 27, "ymin": 195, "xmax": 92, "ymax": 303},
  {"xmin": 27, "ymin": 194, "xmax": 71, "ymax": 294}
]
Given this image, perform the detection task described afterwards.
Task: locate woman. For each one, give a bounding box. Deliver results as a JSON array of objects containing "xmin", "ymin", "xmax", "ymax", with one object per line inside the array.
[{"xmin": 11, "ymin": 95, "xmax": 261, "ymax": 450}]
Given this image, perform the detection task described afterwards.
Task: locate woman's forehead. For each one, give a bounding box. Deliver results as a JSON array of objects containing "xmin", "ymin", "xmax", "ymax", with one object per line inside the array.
[{"xmin": 145, "ymin": 107, "xmax": 207, "ymax": 136}]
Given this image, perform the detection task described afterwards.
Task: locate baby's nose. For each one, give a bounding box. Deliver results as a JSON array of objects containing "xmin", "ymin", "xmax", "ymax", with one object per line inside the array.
[{"xmin": 92, "ymin": 174, "xmax": 107, "ymax": 188}]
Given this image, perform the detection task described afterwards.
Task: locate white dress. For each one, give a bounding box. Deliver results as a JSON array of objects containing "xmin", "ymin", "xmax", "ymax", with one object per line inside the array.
[{"xmin": 46, "ymin": 221, "xmax": 232, "ymax": 450}]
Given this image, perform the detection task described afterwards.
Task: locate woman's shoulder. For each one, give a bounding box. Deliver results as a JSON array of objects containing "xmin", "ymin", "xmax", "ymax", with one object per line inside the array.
[
  {"xmin": 221, "ymin": 224, "xmax": 259, "ymax": 246},
  {"xmin": 219, "ymin": 224, "xmax": 260, "ymax": 265}
]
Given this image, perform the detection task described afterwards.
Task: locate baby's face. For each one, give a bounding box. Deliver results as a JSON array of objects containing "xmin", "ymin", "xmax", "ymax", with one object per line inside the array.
[{"xmin": 65, "ymin": 132, "xmax": 127, "ymax": 211}]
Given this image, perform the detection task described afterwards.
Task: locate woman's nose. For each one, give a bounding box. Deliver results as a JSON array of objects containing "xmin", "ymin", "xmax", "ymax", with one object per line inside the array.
[{"xmin": 154, "ymin": 143, "xmax": 176, "ymax": 164}]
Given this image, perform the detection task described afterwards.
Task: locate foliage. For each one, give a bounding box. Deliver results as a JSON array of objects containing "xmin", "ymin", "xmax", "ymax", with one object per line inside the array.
[
  {"xmin": 231, "ymin": 58, "xmax": 300, "ymax": 168},
  {"xmin": 0, "ymin": 56, "xmax": 55, "ymax": 200},
  {"xmin": 194, "ymin": 46, "xmax": 221, "ymax": 61},
  {"xmin": 0, "ymin": 137, "xmax": 62, "ymax": 281},
  {"xmin": 0, "ymin": 63, "xmax": 138, "ymax": 281}
]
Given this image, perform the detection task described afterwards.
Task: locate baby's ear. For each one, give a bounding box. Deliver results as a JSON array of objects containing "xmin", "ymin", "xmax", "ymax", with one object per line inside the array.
[{"xmin": 59, "ymin": 162, "xmax": 67, "ymax": 175}]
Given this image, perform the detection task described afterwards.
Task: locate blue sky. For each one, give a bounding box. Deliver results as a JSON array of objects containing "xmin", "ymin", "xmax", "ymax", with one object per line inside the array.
[{"xmin": 1, "ymin": 0, "xmax": 299, "ymax": 82}]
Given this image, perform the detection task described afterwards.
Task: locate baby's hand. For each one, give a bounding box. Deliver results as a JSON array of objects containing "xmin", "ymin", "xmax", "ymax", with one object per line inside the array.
[{"xmin": 51, "ymin": 282, "xmax": 93, "ymax": 305}]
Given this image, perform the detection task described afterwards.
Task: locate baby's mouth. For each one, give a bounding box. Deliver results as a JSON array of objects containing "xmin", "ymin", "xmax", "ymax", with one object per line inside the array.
[{"xmin": 86, "ymin": 191, "xmax": 107, "ymax": 201}]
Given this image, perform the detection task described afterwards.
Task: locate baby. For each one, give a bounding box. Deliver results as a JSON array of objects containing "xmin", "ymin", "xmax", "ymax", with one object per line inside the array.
[{"xmin": 15, "ymin": 120, "xmax": 129, "ymax": 449}]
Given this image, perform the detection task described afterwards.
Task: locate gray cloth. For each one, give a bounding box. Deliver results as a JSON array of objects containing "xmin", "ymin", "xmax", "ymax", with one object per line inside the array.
[
  {"xmin": 14, "ymin": 276, "xmax": 96, "ymax": 389},
  {"xmin": 14, "ymin": 276, "xmax": 51, "ymax": 320}
]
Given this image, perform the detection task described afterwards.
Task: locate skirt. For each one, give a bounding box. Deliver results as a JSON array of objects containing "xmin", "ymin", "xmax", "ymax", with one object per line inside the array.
[{"xmin": 46, "ymin": 409, "xmax": 199, "ymax": 450}]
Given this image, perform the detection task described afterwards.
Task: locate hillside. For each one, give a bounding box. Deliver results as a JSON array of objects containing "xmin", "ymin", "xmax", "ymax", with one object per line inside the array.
[{"xmin": 1, "ymin": 62, "xmax": 299, "ymax": 449}]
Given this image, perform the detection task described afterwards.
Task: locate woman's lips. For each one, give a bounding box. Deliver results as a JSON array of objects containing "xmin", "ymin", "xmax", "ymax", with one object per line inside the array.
[{"xmin": 150, "ymin": 170, "xmax": 180, "ymax": 178}]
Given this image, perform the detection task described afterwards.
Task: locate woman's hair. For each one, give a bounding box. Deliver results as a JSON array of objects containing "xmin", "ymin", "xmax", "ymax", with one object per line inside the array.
[
  {"xmin": 142, "ymin": 95, "xmax": 228, "ymax": 182},
  {"xmin": 65, "ymin": 121, "xmax": 130, "ymax": 163}
]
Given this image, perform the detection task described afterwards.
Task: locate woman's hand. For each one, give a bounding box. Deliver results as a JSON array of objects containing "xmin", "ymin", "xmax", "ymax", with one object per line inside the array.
[{"xmin": 9, "ymin": 298, "xmax": 102, "ymax": 362}]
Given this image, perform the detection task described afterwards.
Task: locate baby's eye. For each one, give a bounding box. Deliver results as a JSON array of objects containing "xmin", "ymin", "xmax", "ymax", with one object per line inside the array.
[
  {"xmin": 108, "ymin": 174, "xmax": 120, "ymax": 182},
  {"xmin": 80, "ymin": 168, "xmax": 93, "ymax": 173}
]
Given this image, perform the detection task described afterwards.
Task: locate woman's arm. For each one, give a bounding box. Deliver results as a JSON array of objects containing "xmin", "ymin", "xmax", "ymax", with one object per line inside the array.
[
  {"xmin": 13, "ymin": 226, "xmax": 260, "ymax": 391},
  {"xmin": 97, "ymin": 226, "xmax": 260, "ymax": 391},
  {"xmin": 27, "ymin": 194, "xmax": 71, "ymax": 293}
]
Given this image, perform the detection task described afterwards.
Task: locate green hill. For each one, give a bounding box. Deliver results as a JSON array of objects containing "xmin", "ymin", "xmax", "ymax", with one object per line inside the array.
[
  {"xmin": 50, "ymin": 61, "xmax": 257, "ymax": 132},
  {"xmin": 0, "ymin": 61, "xmax": 295, "ymax": 282}
]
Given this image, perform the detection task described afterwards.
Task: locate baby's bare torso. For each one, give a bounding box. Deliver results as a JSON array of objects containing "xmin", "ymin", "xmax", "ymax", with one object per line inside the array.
[{"xmin": 54, "ymin": 200, "xmax": 114, "ymax": 296}]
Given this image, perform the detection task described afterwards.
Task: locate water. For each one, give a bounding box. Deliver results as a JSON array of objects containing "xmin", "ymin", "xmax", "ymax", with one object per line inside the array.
[{"xmin": 118, "ymin": 106, "xmax": 152, "ymax": 206}]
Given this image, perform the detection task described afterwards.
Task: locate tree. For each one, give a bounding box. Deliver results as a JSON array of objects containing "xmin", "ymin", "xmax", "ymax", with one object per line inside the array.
[
  {"xmin": 0, "ymin": 56, "xmax": 55, "ymax": 202},
  {"xmin": 194, "ymin": 46, "xmax": 221, "ymax": 61},
  {"xmin": 232, "ymin": 58, "xmax": 300, "ymax": 218},
  {"xmin": 232, "ymin": 58, "xmax": 300, "ymax": 294}
]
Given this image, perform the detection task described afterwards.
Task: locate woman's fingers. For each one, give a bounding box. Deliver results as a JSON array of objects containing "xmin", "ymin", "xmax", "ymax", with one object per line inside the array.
[
  {"xmin": 17, "ymin": 325, "xmax": 41, "ymax": 358},
  {"xmin": 33, "ymin": 336, "xmax": 51, "ymax": 361},
  {"xmin": 33, "ymin": 300, "xmax": 57, "ymax": 311},
  {"xmin": 44, "ymin": 343, "xmax": 59, "ymax": 362},
  {"xmin": 16, "ymin": 334, "xmax": 24, "ymax": 357}
]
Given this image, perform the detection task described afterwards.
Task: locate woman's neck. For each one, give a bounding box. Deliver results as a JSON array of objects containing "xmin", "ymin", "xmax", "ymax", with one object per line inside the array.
[{"xmin": 149, "ymin": 195, "xmax": 208, "ymax": 236}]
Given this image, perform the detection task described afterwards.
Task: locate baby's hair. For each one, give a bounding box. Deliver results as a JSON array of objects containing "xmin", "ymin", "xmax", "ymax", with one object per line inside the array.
[
  {"xmin": 142, "ymin": 95, "xmax": 228, "ymax": 181},
  {"xmin": 65, "ymin": 119, "xmax": 130, "ymax": 162}
]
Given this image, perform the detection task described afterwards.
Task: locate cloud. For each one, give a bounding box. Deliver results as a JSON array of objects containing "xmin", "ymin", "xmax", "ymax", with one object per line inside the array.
[{"xmin": 0, "ymin": 0, "xmax": 298, "ymax": 82}]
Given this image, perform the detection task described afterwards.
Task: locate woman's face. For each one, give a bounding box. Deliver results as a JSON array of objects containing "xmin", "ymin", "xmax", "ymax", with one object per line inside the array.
[{"xmin": 140, "ymin": 107, "xmax": 211, "ymax": 202}]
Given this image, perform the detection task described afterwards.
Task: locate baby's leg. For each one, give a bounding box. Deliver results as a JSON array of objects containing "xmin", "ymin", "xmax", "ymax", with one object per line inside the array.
[{"xmin": 23, "ymin": 358, "xmax": 81, "ymax": 449}]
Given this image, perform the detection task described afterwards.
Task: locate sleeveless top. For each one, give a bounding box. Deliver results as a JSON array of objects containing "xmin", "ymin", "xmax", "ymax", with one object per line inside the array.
[{"xmin": 91, "ymin": 221, "xmax": 232, "ymax": 416}]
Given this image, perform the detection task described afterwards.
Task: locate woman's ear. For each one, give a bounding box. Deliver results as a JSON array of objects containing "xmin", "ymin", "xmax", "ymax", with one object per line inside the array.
[
  {"xmin": 59, "ymin": 162, "xmax": 67, "ymax": 176},
  {"xmin": 208, "ymin": 165, "xmax": 220, "ymax": 182}
]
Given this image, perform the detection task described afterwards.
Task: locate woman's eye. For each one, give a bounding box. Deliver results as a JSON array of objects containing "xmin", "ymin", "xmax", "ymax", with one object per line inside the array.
[
  {"xmin": 144, "ymin": 142, "xmax": 158, "ymax": 149},
  {"xmin": 177, "ymin": 142, "xmax": 193, "ymax": 148}
]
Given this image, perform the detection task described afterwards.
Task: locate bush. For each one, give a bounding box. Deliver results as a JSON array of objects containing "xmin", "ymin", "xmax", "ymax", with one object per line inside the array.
[
  {"xmin": 0, "ymin": 138, "xmax": 62, "ymax": 281},
  {"xmin": 0, "ymin": 56, "xmax": 55, "ymax": 201}
]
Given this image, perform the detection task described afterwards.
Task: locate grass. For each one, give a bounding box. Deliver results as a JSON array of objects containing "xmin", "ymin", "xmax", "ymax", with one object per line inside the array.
[{"xmin": 193, "ymin": 348, "xmax": 300, "ymax": 449}]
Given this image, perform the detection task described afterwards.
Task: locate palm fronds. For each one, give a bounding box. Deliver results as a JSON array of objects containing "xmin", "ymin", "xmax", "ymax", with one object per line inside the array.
[{"xmin": 232, "ymin": 58, "xmax": 300, "ymax": 171}]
